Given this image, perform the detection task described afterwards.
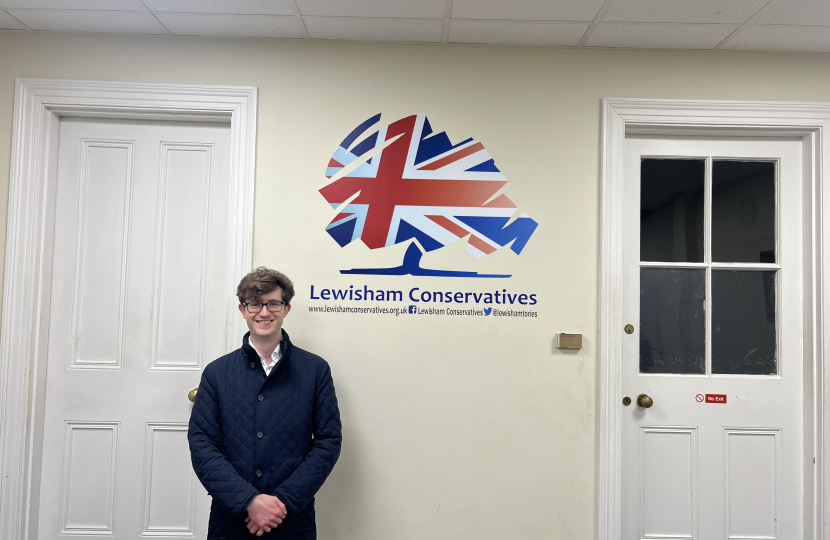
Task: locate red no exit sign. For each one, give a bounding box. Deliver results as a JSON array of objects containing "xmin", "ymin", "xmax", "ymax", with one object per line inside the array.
[{"xmin": 706, "ymin": 394, "xmax": 727, "ymax": 404}]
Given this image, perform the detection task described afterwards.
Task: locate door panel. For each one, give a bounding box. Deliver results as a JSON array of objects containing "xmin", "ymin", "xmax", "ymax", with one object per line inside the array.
[
  {"xmin": 640, "ymin": 426, "xmax": 697, "ymax": 538},
  {"xmin": 724, "ymin": 428, "xmax": 780, "ymax": 538},
  {"xmin": 142, "ymin": 424, "xmax": 198, "ymax": 534},
  {"xmin": 622, "ymin": 137, "xmax": 804, "ymax": 540},
  {"xmin": 60, "ymin": 422, "xmax": 119, "ymax": 534},
  {"xmin": 37, "ymin": 117, "xmax": 233, "ymax": 540}
]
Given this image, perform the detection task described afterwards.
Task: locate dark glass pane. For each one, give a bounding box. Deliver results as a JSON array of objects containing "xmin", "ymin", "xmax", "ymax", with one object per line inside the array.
[
  {"xmin": 640, "ymin": 159, "xmax": 705, "ymax": 263},
  {"xmin": 712, "ymin": 161, "xmax": 776, "ymax": 263},
  {"xmin": 640, "ymin": 268, "xmax": 706, "ymax": 374},
  {"xmin": 712, "ymin": 270, "xmax": 777, "ymax": 375}
]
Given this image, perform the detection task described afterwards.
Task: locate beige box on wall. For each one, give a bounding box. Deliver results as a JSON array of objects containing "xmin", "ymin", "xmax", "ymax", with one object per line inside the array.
[{"xmin": 556, "ymin": 333, "xmax": 582, "ymax": 349}]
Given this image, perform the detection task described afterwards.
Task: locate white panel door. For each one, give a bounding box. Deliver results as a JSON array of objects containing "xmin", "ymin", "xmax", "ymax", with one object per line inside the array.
[
  {"xmin": 621, "ymin": 137, "xmax": 805, "ymax": 540},
  {"xmin": 37, "ymin": 117, "xmax": 233, "ymax": 539}
]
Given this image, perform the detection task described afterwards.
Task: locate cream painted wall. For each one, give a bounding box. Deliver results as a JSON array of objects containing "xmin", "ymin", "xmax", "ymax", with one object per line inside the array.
[{"xmin": 1, "ymin": 31, "xmax": 829, "ymax": 539}]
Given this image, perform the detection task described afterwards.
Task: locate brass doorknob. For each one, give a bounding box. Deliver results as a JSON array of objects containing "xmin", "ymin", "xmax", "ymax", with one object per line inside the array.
[
  {"xmin": 637, "ymin": 394, "xmax": 653, "ymax": 408},
  {"xmin": 188, "ymin": 388, "xmax": 198, "ymax": 402}
]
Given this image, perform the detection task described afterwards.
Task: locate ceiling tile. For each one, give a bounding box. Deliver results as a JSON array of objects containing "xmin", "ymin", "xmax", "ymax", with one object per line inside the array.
[
  {"xmin": 449, "ymin": 19, "xmax": 589, "ymax": 46},
  {"xmin": 296, "ymin": 0, "xmax": 445, "ymax": 19},
  {"xmin": 304, "ymin": 16, "xmax": 442, "ymax": 42},
  {"xmin": 0, "ymin": 0, "xmax": 144, "ymax": 9},
  {"xmin": 142, "ymin": 0, "xmax": 293, "ymax": 15},
  {"xmin": 603, "ymin": 0, "xmax": 768, "ymax": 24},
  {"xmin": 752, "ymin": 0, "xmax": 830, "ymax": 26},
  {"xmin": 451, "ymin": 0, "xmax": 606, "ymax": 22},
  {"xmin": 586, "ymin": 22, "xmax": 737, "ymax": 49},
  {"xmin": 723, "ymin": 25, "xmax": 830, "ymax": 52},
  {"xmin": 155, "ymin": 12, "xmax": 302, "ymax": 37},
  {"xmin": 7, "ymin": 9, "xmax": 167, "ymax": 33},
  {"xmin": 0, "ymin": 9, "xmax": 26, "ymax": 29}
]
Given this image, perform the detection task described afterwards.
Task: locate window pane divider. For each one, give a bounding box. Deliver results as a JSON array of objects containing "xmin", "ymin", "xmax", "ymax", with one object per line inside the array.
[
  {"xmin": 710, "ymin": 263, "xmax": 781, "ymax": 270},
  {"xmin": 639, "ymin": 262, "xmax": 780, "ymax": 270},
  {"xmin": 704, "ymin": 156, "xmax": 712, "ymax": 377},
  {"xmin": 639, "ymin": 261, "xmax": 707, "ymax": 268}
]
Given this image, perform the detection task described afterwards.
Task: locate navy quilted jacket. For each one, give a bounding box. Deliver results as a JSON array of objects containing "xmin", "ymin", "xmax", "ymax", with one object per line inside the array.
[{"xmin": 188, "ymin": 331, "xmax": 342, "ymax": 539}]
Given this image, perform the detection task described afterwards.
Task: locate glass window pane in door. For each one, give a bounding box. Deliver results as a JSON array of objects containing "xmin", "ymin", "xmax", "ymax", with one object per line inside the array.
[
  {"xmin": 640, "ymin": 159, "xmax": 704, "ymax": 263},
  {"xmin": 712, "ymin": 161, "xmax": 776, "ymax": 263},
  {"xmin": 712, "ymin": 270, "xmax": 777, "ymax": 375},
  {"xmin": 640, "ymin": 268, "xmax": 706, "ymax": 374}
]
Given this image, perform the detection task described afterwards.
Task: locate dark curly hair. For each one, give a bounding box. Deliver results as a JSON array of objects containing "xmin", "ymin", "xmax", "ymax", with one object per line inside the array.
[{"xmin": 236, "ymin": 267, "xmax": 295, "ymax": 305}]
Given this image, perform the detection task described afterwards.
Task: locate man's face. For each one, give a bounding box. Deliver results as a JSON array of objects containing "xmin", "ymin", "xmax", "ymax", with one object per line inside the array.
[{"xmin": 238, "ymin": 287, "xmax": 291, "ymax": 342}]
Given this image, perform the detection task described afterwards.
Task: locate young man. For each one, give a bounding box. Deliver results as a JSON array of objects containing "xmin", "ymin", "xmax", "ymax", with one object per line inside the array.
[{"xmin": 189, "ymin": 267, "xmax": 342, "ymax": 539}]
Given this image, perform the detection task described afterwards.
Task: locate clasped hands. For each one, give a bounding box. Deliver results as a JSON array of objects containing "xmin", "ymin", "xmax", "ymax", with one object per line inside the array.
[{"xmin": 246, "ymin": 494, "xmax": 287, "ymax": 536}]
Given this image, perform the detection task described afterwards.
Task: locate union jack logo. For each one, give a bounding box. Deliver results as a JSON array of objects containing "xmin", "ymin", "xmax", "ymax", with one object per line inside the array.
[{"xmin": 321, "ymin": 114, "xmax": 538, "ymax": 277}]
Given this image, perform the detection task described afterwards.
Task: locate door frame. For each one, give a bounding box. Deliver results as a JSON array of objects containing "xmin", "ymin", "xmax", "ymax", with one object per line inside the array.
[
  {"xmin": 599, "ymin": 97, "xmax": 830, "ymax": 540},
  {"xmin": 0, "ymin": 79, "xmax": 257, "ymax": 540}
]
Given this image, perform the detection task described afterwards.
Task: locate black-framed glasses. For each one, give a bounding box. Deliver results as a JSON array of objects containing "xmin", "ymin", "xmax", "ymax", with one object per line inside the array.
[{"xmin": 243, "ymin": 301, "xmax": 286, "ymax": 313}]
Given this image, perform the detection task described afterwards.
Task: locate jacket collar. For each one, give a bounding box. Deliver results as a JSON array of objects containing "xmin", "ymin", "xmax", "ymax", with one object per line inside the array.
[{"xmin": 242, "ymin": 330, "xmax": 291, "ymax": 367}]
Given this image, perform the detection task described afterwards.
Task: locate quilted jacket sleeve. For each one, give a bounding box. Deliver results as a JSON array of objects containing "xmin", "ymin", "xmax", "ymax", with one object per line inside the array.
[
  {"xmin": 273, "ymin": 362, "xmax": 342, "ymax": 514},
  {"xmin": 188, "ymin": 367, "xmax": 260, "ymax": 519}
]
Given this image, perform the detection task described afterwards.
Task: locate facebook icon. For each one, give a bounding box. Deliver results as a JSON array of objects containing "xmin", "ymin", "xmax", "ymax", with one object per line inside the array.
[{"xmin": 408, "ymin": 305, "xmax": 417, "ymax": 314}]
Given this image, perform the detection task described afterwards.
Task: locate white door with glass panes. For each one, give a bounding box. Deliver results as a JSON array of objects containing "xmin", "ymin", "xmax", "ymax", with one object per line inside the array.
[{"xmin": 621, "ymin": 137, "xmax": 806, "ymax": 540}]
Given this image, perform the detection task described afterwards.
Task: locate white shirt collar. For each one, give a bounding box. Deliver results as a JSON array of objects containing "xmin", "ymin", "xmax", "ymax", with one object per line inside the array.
[{"xmin": 249, "ymin": 339, "xmax": 282, "ymax": 376}]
